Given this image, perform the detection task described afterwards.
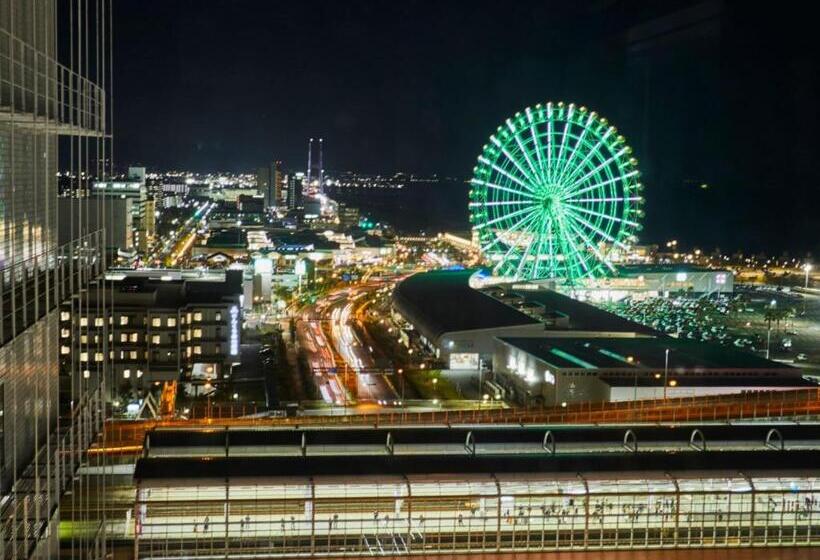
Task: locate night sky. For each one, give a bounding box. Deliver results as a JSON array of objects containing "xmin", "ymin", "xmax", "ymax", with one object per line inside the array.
[{"xmin": 110, "ymin": 1, "xmax": 818, "ymax": 254}]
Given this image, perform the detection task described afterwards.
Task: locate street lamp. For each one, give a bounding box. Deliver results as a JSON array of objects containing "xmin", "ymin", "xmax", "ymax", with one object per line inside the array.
[{"xmin": 804, "ymin": 263, "xmax": 813, "ymax": 289}]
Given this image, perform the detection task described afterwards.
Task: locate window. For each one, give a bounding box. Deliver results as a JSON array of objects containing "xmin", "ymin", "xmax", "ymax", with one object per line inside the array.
[
  {"xmin": 186, "ymin": 347, "xmax": 192, "ymax": 358},
  {"xmin": 130, "ymin": 333, "xmax": 139, "ymax": 343},
  {"xmin": 95, "ymin": 352, "xmax": 104, "ymax": 362},
  {"xmin": 136, "ymin": 370, "xmax": 143, "ymax": 378},
  {"xmin": 215, "ymin": 344, "xmax": 222, "ymax": 354},
  {"xmin": 215, "ymin": 312, "xmax": 222, "ymax": 321},
  {"xmin": 193, "ymin": 312, "xmax": 203, "ymax": 322},
  {"xmin": 193, "ymin": 329, "xmax": 202, "ymax": 339},
  {"xmin": 167, "ymin": 317, "xmax": 177, "ymax": 327},
  {"xmin": 152, "ymin": 335, "xmax": 161, "ymax": 345},
  {"xmin": 123, "ymin": 369, "xmax": 131, "ymax": 379},
  {"xmin": 194, "ymin": 345, "xmax": 202, "ymax": 355},
  {"xmin": 60, "ymin": 346, "xmax": 70, "ymax": 355},
  {"xmin": 61, "ymin": 329, "xmax": 70, "ymax": 338},
  {"xmin": 80, "ymin": 335, "xmax": 88, "ymax": 344},
  {"xmin": 80, "ymin": 352, "xmax": 89, "ymax": 362},
  {"xmin": 130, "ymin": 350, "xmax": 138, "ymax": 360},
  {"xmin": 120, "ymin": 315, "xmax": 129, "ymax": 326},
  {"xmin": 80, "ymin": 317, "xmax": 88, "ymax": 327},
  {"xmin": 95, "ymin": 317, "xmax": 104, "ymax": 327},
  {"xmin": 186, "ymin": 312, "xmax": 192, "ymax": 323},
  {"xmin": 181, "ymin": 334, "xmax": 186, "ymax": 343},
  {"xmin": 60, "ymin": 311, "xmax": 70, "ymax": 321},
  {"xmin": 152, "ymin": 317, "xmax": 162, "ymax": 328},
  {"xmin": 120, "ymin": 333, "xmax": 128, "ymax": 343}
]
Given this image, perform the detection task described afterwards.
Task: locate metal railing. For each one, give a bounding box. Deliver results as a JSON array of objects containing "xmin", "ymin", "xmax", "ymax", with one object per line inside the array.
[
  {"xmin": 0, "ymin": 27, "xmax": 105, "ymax": 136},
  {"xmin": 101, "ymin": 389, "xmax": 820, "ymax": 450}
]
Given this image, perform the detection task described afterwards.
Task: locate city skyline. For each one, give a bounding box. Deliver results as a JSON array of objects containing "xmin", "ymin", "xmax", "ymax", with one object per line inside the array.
[
  {"xmin": 3, "ymin": 2, "xmax": 820, "ymax": 558},
  {"xmin": 107, "ymin": 1, "xmax": 818, "ymax": 254}
]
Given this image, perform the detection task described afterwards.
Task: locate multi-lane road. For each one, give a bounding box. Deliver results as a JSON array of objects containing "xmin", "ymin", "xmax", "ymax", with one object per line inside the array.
[{"xmin": 298, "ymin": 282, "xmax": 399, "ymax": 408}]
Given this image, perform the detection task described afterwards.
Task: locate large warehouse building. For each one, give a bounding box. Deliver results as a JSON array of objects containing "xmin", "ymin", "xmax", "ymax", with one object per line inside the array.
[
  {"xmin": 392, "ymin": 269, "xmax": 810, "ymax": 405},
  {"xmin": 494, "ymin": 336, "xmax": 809, "ymax": 406}
]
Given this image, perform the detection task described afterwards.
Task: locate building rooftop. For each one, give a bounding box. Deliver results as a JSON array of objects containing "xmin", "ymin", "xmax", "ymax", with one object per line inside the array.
[
  {"xmin": 84, "ymin": 270, "xmax": 243, "ymax": 308},
  {"xmin": 134, "ymin": 449, "xmax": 820, "ymax": 481},
  {"xmin": 616, "ymin": 264, "xmax": 729, "ymax": 275},
  {"xmin": 270, "ymin": 230, "xmax": 340, "ymax": 251},
  {"xmin": 392, "ymin": 270, "xmax": 540, "ymax": 341},
  {"xmin": 497, "ymin": 336, "xmax": 800, "ymax": 374},
  {"xmin": 205, "ymin": 228, "xmax": 247, "ymax": 248},
  {"xmin": 507, "ymin": 288, "xmax": 659, "ymax": 335}
]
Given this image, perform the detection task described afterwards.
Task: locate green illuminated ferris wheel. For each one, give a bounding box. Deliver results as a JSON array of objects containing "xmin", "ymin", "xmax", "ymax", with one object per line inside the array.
[{"xmin": 469, "ymin": 102, "xmax": 644, "ymax": 284}]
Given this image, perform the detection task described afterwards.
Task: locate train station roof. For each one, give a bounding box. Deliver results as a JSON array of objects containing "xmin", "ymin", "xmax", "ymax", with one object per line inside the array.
[{"xmin": 134, "ymin": 448, "xmax": 820, "ymax": 481}]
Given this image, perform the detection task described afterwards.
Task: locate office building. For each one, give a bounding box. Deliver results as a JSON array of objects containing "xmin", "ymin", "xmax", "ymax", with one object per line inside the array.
[
  {"xmin": 93, "ymin": 166, "xmax": 155, "ymax": 254},
  {"xmin": 286, "ymin": 172, "xmax": 304, "ymax": 210},
  {"xmin": 257, "ymin": 161, "xmax": 284, "ymax": 211}
]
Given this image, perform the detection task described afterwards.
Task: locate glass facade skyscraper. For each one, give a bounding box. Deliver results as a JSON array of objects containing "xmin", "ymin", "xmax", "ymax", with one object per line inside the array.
[{"xmin": 1, "ymin": 1, "xmax": 110, "ymax": 557}]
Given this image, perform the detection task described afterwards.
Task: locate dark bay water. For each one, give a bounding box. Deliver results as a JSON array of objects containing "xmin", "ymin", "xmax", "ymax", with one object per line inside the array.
[{"xmin": 325, "ymin": 178, "xmax": 470, "ymax": 235}]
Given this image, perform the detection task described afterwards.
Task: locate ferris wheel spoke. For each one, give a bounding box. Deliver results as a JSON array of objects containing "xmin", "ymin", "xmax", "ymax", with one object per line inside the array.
[
  {"xmin": 512, "ymin": 131, "xmax": 546, "ymax": 186},
  {"xmin": 471, "ymin": 200, "xmax": 530, "ymax": 208},
  {"xmin": 481, "ymin": 157, "xmax": 538, "ymax": 195},
  {"xmin": 557, "ymin": 128, "xmax": 614, "ymax": 191},
  {"xmin": 515, "ymin": 228, "xmax": 539, "ymax": 279},
  {"xmin": 561, "ymin": 148, "xmax": 630, "ymax": 196},
  {"xmin": 562, "ymin": 207, "xmax": 629, "ymax": 250},
  {"xmin": 500, "ymin": 145, "xmax": 542, "ymax": 191},
  {"xmin": 526, "ymin": 107, "xmax": 548, "ymax": 182},
  {"xmin": 554, "ymin": 118, "xmax": 591, "ymax": 185},
  {"xmin": 483, "ymin": 205, "xmax": 538, "ymax": 228},
  {"xmin": 563, "ymin": 167, "xmax": 637, "ymax": 201},
  {"xmin": 556, "ymin": 215, "xmax": 591, "ymax": 277},
  {"xmin": 473, "ymin": 179, "xmax": 535, "ymax": 200},
  {"xmin": 553, "ymin": 119, "xmax": 572, "ymax": 181},
  {"xmin": 546, "ymin": 117, "xmax": 555, "ymax": 182},
  {"xmin": 531, "ymin": 215, "xmax": 551, "ymax": 279},
  {"xmin": 546, "ymin": 218, "xmax": 557, "ymax": 277},
  {"xmin": 563, "ymin": 218, "xmax": 616, "ymax": 273},
  {"xmin": 566, "ymin": 196, "xmax": 641, "ymax": 204},
  {"xmin": 492, "ymin": 211, "xmax": 542, "ymax": 274},
  {"xmin": 563, "ymin": 202, "xmax": 640, "ymax": 227}
]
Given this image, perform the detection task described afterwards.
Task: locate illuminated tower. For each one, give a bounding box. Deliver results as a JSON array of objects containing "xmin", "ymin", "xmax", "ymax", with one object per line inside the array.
[{"xmin": 306, "ymin": 137, "xmax": 324, "ymax": 194}]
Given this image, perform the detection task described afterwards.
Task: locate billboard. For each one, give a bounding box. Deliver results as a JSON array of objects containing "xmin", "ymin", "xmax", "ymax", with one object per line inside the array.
[{"xmin": 449, "ymin": 352, "xmax": 479, "ymax": 370}]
